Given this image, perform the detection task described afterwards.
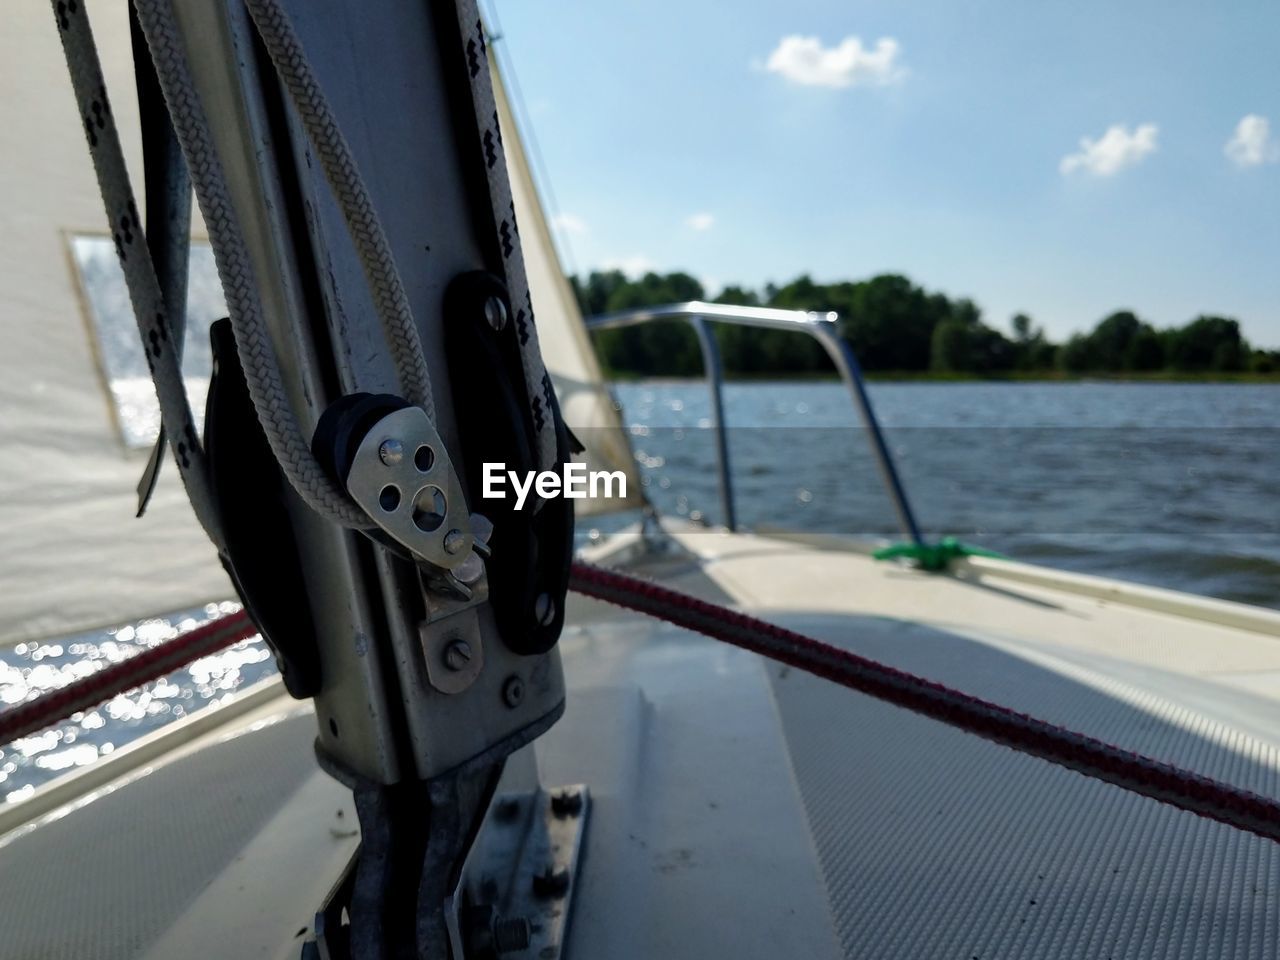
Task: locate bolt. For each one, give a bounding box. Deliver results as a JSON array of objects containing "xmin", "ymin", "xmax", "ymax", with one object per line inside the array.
[
  {"xmin": 463, "ymin": 904, "xmax": 530, "ymax": 957},
  {"xmin": 453, "ymin": 552, "xmax": 485, "ymax": 586},
  {"xmin": 502, "ymin": 675, "xmax": 525, "ymax": 708},
  {"xmin": 469, "ymin": 512, "xmax": 495, "ymax": 547},
  {"xmin": 550, "ymin": 789, "xmax": 583, "ymax": 818},
  {"xmin": 532, "ymin": 864, "xmax": 571, "ymax": 899},
  {"xmin": 442, "ymin": 639, "xmax": 472, "ymax": 672},
  {"xmin": 484, "ymin": 295, "xmax": 509, "ymax": 332},
  {"xmin": 443, "ymin": 528, "xmax": 467, "ymax": 555},
  {"xmin": 534, "ymin": 593, "xmax": 556, "ymax": 627},
  {"xmin": 492, "ymin": 916, "xmax": 531, "ymax": 954},
  {"xmin": 378, "ymin": 438, "xmax": 404, "ymax": 466}
]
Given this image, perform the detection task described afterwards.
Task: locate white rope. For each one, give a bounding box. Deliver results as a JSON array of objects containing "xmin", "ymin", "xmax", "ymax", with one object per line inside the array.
[
  {"xmin": 243, "ymin": 0, "xmax": 560, "ymax": 476},
  {"xmin": 60, "ymin": 0, "xmax": 561, "ymax": 535},
  {"xmin": 241, "ymin": 0, "xmax": 434, "ymax": 418},
  {"xmin": 131, "ymin": 0, "xmax": 368, "ymax": 528},
  {"xmin": 50, "ymin": 0, "xmax": 225, "ymax": 546}
]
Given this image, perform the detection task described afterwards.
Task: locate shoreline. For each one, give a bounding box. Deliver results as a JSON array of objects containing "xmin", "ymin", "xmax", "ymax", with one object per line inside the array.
[{"xmin": 605, "ymin": 370, "xmax": 1280, "ymax": 385}]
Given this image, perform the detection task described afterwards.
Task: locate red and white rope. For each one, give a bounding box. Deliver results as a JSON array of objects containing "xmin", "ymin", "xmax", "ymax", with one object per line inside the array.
[
  {"xmin": 4, "ymin": 561, "xmax": 1278, "ymax": 846},
  {"xmin": 0, "ymin": 615, "xmax": 258, "ymax": 747}
]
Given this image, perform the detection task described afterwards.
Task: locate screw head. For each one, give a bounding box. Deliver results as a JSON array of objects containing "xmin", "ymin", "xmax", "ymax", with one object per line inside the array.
[
  {"xmin": 534, "ymin": 593, "xmax": 556, "ymax": 627},
  {"xmin": 484, "ymin": 295, "xmax": 509, "ymax": 332},
  {"xmin": 453, "ymin": 551, "xmax": 485, "ymax": 586},
  {"xmin": 501, "ymin": 675, "xmax": 525, "ymax": 708},
  {"xmin": 443, "ymin": 528, "xmax": 467, "ymax": 555},
  {"xmin": 443, "ymin": 639, "xmax": 472, "ymax": 672},
  {"xmin": 378, "ymin": 439, "xmax": 405, "ymax": 466}
]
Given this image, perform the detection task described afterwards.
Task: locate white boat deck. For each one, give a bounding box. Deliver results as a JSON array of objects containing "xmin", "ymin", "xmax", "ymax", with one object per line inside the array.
[
  {"xmin": 3, "ymin": 528, "xmax": 1279, "ymax": 959},
  {"xmin": 669, "ymin": 526, "xmax": 1280, "ymax": 704}
]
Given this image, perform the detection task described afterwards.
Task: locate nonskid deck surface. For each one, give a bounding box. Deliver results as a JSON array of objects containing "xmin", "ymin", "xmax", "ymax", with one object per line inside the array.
[
  {"xmin": 3, "ymin": 531, "xmax": 1279, "ymax": 958},
  {"xmin": 764, "ymin": 612, "xmax": 1280, "ymax": 959},
  {"xmin": 672, "ymin": 526, "xmax": 1280, "ymax": 705},
  {"xmin": 656, "ymin": 528, "xmax": 1280, "ymax": 958},
  {"xmin": 0, "ymin": 705, "xmax": 334, "ymax": 960}
]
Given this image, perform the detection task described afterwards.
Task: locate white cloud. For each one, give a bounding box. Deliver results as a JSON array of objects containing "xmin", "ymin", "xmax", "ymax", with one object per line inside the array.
[
  {"xmin": 1059, "ymin": 123, "xmax": 1159, "ymax": 177},
  {"xmin": 552, "ymin": 212, "xmax": 589, "ymax": 236},
  {"xmin": 685, "ymin": 212, "xmax": 715, "ymax": 231},
  {"xmin": 601, "ymin": 255, "xmax": 658, "ymax": 278},
  {"xmin": 1224, "ymin": 114, "xmax": 1279, "ymax": 168},
  {"xmin": 763, "ymin": 35, "xmax": 905, "ymax": 89}
]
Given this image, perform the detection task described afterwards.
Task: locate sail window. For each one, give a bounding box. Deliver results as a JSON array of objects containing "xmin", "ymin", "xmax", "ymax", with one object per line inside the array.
[{"xmin": 71, "ymin": 235, "xmax": 223, "ymax": 449}]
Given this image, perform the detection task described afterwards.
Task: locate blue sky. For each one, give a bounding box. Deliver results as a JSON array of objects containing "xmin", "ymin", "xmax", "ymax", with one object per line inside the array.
[{"xmin": 486, "ymin": 0, "xmax": 1280, "ymax": 347}]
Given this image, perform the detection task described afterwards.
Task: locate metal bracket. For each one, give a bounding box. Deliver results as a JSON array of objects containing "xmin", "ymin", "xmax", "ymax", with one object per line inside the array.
[
  {"xmin": 419, "ymin": 609, "xmax": 485, "ymax": 695},
  {"xmin": 303, "ymin": 781, "xmax": 589, "ymax": 960},
  {"xmin": 345, "ymin": 406, "xmax": 475, "ymax": 570},
  {"xmin": 418, "ymin": 513, "xmax": 493, "ymax": 696},
  {"xmin": 449, "ymin": 784, "xmax": 590, "ymax": 960}
]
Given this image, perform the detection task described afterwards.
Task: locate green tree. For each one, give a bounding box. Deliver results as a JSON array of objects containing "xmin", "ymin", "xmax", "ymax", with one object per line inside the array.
[
  {"xmin": 583, "ymin": 271, "xmax": 706, "ymax": 377},
  {"xmin": 1027, "ymin": 340, "xmax": 1058, "ymax": 370},
  {"xmin": 931, "ymin": 318, "xmax": 1016, "ymax": 373},
  {"xmin": 848, "ymin": 276, "xmax": 957, "ymax": 370},
  {"xmin": 931, "ymin": 319, "xmax": 972, "ymax": 372},
  {"xmin": 572, "ymin": 268, "xmax": 1270, "ymax": 380},
  {"xmin": 1126, "ymin": 326, "xmax": 1165, "ymax": 370},
  {"xmin": 969, "ymin": 324, "xmax": 1017, "ymax": 372},
  {"xmin": 715, "ymin": 285, "xmax": 760, "ymax": 307},
  {"xmin": 1089, "ymin": 311, "xmax": 1142, "ymax": 371},
  {"xmin": 1009, "ymin": 313, "xmax": 1056, "ymax": 371},
  {"xmin": 1056, "ymin": 310, "xmax": 1162, "ymax": 373},
  {"xmin": 1058, "ymin": 334, "xmax": 1097, "ymax": 373},
  {"xmin": 1166, "ymin": 316, "xmax": 1247, "ymax": 372},
  {"xmin": 572, "ymin": 270, "xmax": 629, "ymax": 317},
  {"xmin": 1251, "ymin": 350, "xmax": 1280, "ymax": 374}
]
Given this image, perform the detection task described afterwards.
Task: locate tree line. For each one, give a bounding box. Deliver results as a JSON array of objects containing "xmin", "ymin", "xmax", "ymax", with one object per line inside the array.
[{"xmin": 572, "ymin": 270, "xmax": 1280, "ymax": 378}]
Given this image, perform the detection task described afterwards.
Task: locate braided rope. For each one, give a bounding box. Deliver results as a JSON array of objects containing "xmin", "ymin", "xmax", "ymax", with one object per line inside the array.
[
  {"xmin": 66, "ymin": 0, "xmax": 562, "ymax": 530},
  {"xmin": 246, "ymin": 0, "xmax": 560, "ymax": 475},
  {"xmin": 450, "ymin": 1, "xmax": 559, "ymax": 476},
  {"xmin": 241, "ymin": 0, "xmax": 434, "ymax": 418},
  {"xmin": 131, "ymin": 0, "xmax": 367, "ymax": 528},
  {"xmin": 50, "ymin": 0, "xmax": 224, "ymax": 546},
  {"xmin": 0, "ymin": 614, "xmax": 258, "ymax": 746},
  {"xmin": 567, "ymin": 561, "xmax": 1280, "ymax": 845},
  {"xmin": 7, "ymin": 561, "xmax": 1280, "ymax": 846}
]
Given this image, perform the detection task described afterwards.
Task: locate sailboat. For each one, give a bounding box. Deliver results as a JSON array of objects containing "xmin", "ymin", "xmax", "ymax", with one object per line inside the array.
[{"xmin": 2, "ymin": 2, "xmax": 1279, "ymax": 959}]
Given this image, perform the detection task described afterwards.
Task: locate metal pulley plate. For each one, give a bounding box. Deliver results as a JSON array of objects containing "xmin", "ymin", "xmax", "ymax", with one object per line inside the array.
[{"xmin": 344, "ymin": 406, "xmax": 474, "ymax": 570}]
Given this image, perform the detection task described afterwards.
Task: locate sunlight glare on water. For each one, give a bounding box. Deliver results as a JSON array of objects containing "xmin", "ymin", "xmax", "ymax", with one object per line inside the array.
[{"xmin": 0, "ymin": 601, "xmax": 273, "ymax": 803}]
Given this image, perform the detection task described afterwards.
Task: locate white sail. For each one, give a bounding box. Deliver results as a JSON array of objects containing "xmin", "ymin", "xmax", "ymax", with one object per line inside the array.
[
  {"xmin": 0, "ymin": 2, "xmax": 229, "ymax": 648},
  {"xmin": 490, "ymin": 58, "xmax": 643, "ymax": 514},
  {"xmin": 0, "ymin": 3, "xmax": 637, "ymax": 647}
]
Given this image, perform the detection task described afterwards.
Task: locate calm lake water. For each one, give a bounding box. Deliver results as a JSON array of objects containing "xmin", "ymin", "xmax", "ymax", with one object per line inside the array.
[
  {"xmin": 2, "ymin": 381, "xmax": 1276, "ymax": 802},
  {"xmin": 611, "ymin": 380, "xmax": 1280, "ymax": 607}
]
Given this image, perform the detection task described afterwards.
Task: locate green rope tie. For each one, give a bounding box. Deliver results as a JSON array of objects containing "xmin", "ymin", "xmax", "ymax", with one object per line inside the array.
[{"xmin": 872, "ymin": 536, "xmax": 1006, "ymax": 572}]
